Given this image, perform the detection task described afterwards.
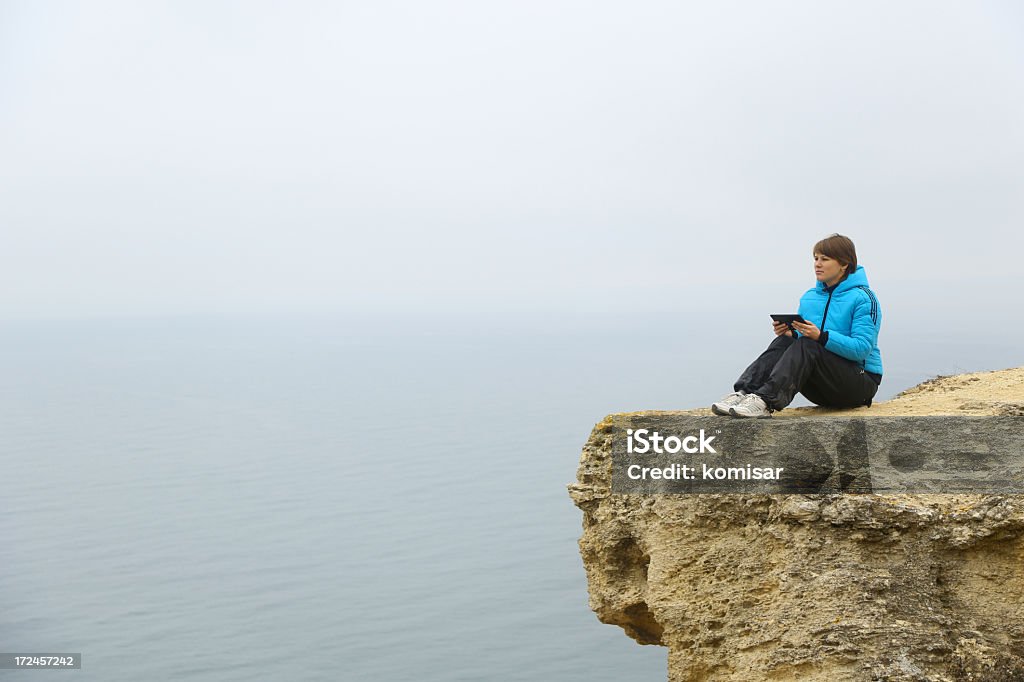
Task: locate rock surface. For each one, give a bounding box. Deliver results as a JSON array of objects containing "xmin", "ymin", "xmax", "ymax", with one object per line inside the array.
[{"xmin": 569, "ymin": 367, "xmax": 1024, "ymax": 681}]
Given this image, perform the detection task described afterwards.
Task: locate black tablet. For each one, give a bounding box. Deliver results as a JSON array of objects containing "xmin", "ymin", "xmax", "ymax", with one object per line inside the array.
[{"xmin": 770, "ymin": 314, "xmax": 806, "ymax": 325}]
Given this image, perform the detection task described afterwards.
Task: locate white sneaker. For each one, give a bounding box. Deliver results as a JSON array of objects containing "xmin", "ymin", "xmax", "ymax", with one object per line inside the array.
[
  {"xmin": 729, "ymin": 393, "xmax": 773, "ymax": 418},
  {"xmin": 711, "ymin": 391, "xmax": 747, "ymax": 416}
]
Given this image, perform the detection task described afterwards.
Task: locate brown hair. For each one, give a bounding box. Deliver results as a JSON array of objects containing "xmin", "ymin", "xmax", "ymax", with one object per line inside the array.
[{"xmin": 813, "ymin": 233, "xmax": 857, "ymax": 278}]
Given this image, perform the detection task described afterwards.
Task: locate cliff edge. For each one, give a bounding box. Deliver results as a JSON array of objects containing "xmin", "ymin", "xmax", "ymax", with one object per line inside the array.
[{"xmin": 569, "ymin": 367, "xmax": 1024, "ymax": 681}]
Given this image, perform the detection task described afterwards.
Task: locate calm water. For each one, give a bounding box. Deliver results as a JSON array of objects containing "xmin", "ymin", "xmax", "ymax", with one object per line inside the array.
[{"xmin": 1, "ymin": 314, "xmax": 1018, "ymax": 680}]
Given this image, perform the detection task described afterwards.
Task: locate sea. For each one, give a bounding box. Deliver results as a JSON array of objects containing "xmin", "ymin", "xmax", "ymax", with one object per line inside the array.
[{"xmin": 1, "ymin": 312, "xmax": 1018, "ymax": 681}]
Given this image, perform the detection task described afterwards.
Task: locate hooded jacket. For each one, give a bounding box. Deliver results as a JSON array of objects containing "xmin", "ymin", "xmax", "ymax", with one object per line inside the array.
[{"xmin": 795, "ymin": 265, "xmax": 883, "ymax": 376}]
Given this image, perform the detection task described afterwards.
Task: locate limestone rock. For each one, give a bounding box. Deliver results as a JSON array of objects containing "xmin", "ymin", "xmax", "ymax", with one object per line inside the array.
[{"xmin": 569, "ymin": 367, "xmax": 1024, "ymax": 681}]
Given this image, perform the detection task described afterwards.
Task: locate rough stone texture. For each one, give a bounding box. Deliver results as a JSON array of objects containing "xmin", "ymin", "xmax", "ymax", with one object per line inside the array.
[{"xmin": 569, "ymin": 367, "xmax": 1024, "ymax": 681}]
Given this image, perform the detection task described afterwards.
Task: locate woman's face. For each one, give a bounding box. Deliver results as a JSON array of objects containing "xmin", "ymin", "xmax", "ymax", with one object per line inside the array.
[{"xmin": 814, "ymin": 252, "xmax": 847, "ymax": 286}]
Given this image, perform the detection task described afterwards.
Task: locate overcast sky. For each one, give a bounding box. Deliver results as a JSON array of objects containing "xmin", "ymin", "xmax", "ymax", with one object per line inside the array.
[{"xmin": 1, "ymin": 0, "xmax": 1021, "ymax": 321}]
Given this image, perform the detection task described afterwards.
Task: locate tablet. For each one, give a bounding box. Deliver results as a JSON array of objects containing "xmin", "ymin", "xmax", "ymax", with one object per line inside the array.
[{"xmin": 770, "ymin": 314, "xmax": 806, "ymax": 325}]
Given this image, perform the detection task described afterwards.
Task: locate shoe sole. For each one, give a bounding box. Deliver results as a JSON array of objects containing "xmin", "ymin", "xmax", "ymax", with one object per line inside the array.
[{"xmin": 729, "ymin": 407, "xmax": 773, "ymax": 418}]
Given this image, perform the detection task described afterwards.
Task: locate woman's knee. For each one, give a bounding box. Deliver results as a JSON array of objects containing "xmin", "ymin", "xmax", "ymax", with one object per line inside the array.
[
  {"xmin": 768, "ymin": 334, "xmax": 796, "ymax": 349},
  {"xmin": 780, "ymin": 336, "xmax": 820, "ymax": 357},
  {"xmin": 794, "ymin": 336, "xmax": 821, "ymax": 349}
]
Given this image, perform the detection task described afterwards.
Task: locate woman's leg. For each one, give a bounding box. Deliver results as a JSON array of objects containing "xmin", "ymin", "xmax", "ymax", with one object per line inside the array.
[
  {"xmin": 733, "ymin": 335, "xmax": 795, "ymax": 394},
  {"xmin": 799, "ymin": 354, "xmax": 879, "ymax": 408},
  {"xmin": 753, "ymin": 337, "xmax": 876, "ymax": 411}
]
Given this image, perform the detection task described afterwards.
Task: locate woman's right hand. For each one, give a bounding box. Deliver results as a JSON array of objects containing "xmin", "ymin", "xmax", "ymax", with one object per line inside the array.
[{"xmin": 773, "ymin": 320, "xmax": 793, "ymax": 337}]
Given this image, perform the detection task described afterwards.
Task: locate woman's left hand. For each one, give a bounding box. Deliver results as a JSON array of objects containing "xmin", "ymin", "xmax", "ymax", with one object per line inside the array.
[{"xmin": 791, "ymin": 320, "xmax": 821, "ymax": 340}]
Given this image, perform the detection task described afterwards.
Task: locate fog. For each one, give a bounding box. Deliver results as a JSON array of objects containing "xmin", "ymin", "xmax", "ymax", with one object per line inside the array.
[{"xmin": 2, "ymin": 1, "xmax": 1022, "ymax": 321}]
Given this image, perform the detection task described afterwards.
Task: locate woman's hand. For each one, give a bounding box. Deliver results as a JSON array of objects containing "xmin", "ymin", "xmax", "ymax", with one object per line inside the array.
[
  {"xmin": 791, "ymin": 319, "xmax": 821, "ymax": 340},
  {"xmin": 772, "ymin": 320, "xmax": 793, "ymax": 337}
]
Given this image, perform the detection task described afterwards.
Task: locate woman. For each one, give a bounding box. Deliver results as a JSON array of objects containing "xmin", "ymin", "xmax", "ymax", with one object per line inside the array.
[{"xmin": 712, "ymin": 234, "xmax": 883, "ymax": 418}]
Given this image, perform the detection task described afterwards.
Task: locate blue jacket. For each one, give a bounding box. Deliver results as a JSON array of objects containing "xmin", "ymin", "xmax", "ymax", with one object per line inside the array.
[{"xmin": 795, "ymin": 265, "xmax": 883, "ymax": 376}]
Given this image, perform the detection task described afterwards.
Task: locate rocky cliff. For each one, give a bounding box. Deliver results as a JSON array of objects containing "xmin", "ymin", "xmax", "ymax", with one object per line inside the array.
[{"xmin": 569, "ymin": 367, "xmax": 1024, "ymax": 681}]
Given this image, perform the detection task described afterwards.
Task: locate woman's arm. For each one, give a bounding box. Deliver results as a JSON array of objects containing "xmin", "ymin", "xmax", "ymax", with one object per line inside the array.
[{"xmin": 818, "ymin": 293, "xmax": 879, "ymax": 362}]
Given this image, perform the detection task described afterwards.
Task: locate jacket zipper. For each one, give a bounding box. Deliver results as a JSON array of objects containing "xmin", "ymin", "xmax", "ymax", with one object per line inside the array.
[
  {"xmin": 818, "ymin": 282, "xmax": 870, "ymax": 371},
  {"xmin": 820, "ymin": 288, "xmax": 835, "ymax": 331}
]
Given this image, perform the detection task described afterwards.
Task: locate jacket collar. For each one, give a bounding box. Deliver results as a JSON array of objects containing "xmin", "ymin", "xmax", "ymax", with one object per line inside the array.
[{"xmin": 816, "ymin": 265, "xmax": 869, "ymax": 294}]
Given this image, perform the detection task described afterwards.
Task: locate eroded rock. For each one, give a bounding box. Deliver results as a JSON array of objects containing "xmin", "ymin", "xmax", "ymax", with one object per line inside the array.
[{"xmin": 570, "ymin": 368, "xmax": 1024, "ymax": 681}]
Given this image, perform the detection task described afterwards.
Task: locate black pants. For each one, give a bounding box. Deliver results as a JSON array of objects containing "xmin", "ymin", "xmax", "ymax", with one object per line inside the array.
[{"xmin": 734, "ymin": 335, "xmax": 878, "ymax": 412}]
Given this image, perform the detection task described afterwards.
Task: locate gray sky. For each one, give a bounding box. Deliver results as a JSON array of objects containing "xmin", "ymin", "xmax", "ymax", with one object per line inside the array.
[{"xmin": 1, "ymin": 0, "xmax": 1022, "ymax": 320}]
